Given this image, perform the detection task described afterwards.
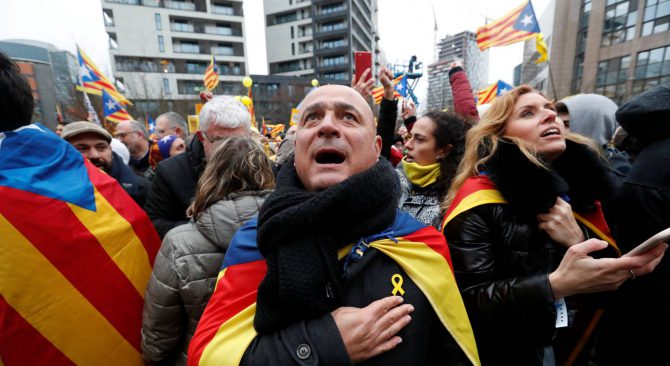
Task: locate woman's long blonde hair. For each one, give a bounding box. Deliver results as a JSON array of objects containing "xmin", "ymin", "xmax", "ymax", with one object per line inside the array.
[
  {"xmin": 441, "ymin": 85, "xmax": 600, "ymax": 211},
  {"xmin": 187, "ymin": 137, "xmax": 275, "ymax": 219}
]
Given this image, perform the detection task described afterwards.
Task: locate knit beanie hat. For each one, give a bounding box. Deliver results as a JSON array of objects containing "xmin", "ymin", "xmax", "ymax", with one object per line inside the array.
[{"xmin": 157, "ymin": 134, "xmax": 178, "ymax": 159}]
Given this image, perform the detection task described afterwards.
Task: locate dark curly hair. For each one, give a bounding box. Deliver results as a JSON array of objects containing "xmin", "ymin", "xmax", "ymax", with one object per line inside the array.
[
  {"xmin": 421, "ymin": 111, "xmax": 469, "ymax": 201},
  {"xmin": 0, "ymin": 52, "xmax": 34, "ymax": 132}
]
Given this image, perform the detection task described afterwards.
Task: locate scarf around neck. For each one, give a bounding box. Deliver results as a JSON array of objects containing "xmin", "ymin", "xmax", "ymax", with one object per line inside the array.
[
  {"xmin": 402, "ymin": 158, "xmax": 441, "ymax": 188},
  {"xmin": 254, "ymin": 157, "xmax": 400, "ymax": 333}
]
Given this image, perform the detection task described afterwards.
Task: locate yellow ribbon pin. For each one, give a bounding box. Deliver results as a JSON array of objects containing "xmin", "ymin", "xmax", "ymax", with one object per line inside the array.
[{"xmin": 391, "ymin": 274, "xmax": 405, "ymax": 296}]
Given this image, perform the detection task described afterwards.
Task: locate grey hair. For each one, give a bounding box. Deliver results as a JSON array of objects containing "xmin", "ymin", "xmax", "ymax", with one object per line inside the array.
[
  {"xmin": 157, "ymin": 111, "xmax": 188, "ymax": 134},
  {"xmin": 127, "ymin": 120, "xmax": 148, "ymax": 137},
  {"xmin": 198, "ymin": 95, "xmax": 251, "ymax": 133}
]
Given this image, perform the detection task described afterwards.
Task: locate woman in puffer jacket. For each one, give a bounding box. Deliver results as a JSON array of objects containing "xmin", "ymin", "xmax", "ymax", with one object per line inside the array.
[
  {"xmin": 440, "ymin": 85, "xmax": 666, "ymax": 365},
  {"xmin": 141, "ymin": 137, "xmax": 275, "ymax": 365}
]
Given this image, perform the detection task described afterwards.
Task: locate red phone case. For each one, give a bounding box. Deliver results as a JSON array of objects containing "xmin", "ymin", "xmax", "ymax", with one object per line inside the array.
[{"xmin": 354, "ymin": 52, "xmax": 372, "ymax": 83}]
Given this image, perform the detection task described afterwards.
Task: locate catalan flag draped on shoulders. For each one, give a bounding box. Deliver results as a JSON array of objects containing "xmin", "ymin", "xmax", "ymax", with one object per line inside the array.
[
  {"xmin": 0, "ymin": 124, "xmax": 161, "ymax": 365},
  {"xmin": 189, "ymin": 159, "xmax": 479, "ymax": 365}
]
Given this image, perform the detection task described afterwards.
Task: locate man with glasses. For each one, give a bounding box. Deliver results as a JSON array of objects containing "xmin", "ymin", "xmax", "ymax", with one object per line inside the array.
[
  {"xmin": 115, "ymin": 120, "xmax": 153, "ymax": 176},
  {"xmin": 145, "ymin": 96, "xmax": 251, "ymax": 238}
]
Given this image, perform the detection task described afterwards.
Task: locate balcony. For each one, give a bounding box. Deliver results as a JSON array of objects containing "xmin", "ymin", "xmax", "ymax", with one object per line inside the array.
[
  {"xmin": 315, "ymin": 23, "xmax": 348, "ymax": 38},
  {"xmin": 171, "ymin": 23, "xmax": 195, "ymax": 32},
  {"xmin": 174, "ymin": 44, "xmax": 200, "ymax": 53},
  {"xmin": 211, "ymin": 46, "xmax": 234, "ymax": 56},
  {"xmin": 315, "ymin": 44, "xmax": 348, "ymax": 56},
  {"xmin": 164, "ymin": 0, "xmax": 196, "ymax": 11},
  {"xmin": 313, "ymin": 6, "xmax": 347, "ymax": 22}
]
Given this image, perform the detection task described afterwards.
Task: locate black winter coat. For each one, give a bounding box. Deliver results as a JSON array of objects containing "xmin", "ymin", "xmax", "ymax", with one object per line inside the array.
[
  {"xmin": 595, "ymin": 84, "xmax": 670, "ymax": 365},
  {"xmin": 444, "ymin": 140, "xmax": 616, "ymax": 366},
  {"xmin": 108, "ymin": 152, "xmax": 152, "ymax": 208},
  {"xmin": 145, "ymin": 136, "xmax": 205, "ymax": 238}
]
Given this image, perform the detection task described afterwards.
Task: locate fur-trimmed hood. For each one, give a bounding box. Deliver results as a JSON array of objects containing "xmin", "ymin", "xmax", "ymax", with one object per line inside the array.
[{"xmin": 485, "ymin": 139, "xmax": 614, "ymax": 216}]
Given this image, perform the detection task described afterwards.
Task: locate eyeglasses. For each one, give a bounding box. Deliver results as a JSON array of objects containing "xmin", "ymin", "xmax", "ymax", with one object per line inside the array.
[
  {"xmin": 114, "ymin": 131, "xmax": 132, "ymax": 138},
  {"xmin": 201, "ymin": 131, "xmax": 228, "ymax": 144}
]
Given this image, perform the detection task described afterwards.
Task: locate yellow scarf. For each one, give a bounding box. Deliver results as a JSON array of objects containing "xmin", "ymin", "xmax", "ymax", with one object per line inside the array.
[{"xmin": 402, "ymin": 159, "xmax": 441, "ymax": 188}]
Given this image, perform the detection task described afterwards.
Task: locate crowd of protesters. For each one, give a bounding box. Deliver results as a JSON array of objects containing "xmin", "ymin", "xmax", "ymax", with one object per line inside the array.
[{"xmin": 2, "ymin": 48, "xmax": 669, "ymax": 366}]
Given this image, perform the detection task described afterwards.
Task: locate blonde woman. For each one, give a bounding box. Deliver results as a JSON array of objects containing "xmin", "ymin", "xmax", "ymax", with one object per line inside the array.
[
  {"xmin": 141, "ymin": 137, "xmax": 275, "ymax": 365},
  {"xmin": 440, "ymin": 85, "xmax": 666, "ymax": 365}
]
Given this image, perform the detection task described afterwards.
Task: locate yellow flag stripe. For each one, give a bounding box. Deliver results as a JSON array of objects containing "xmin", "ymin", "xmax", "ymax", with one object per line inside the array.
[
  {"xmin": 199, "ymin": 303, "xmax": 258, "ymax": 366},
  {"xmin": 371, "ymin": 239, "xmax": 480, "ymax": 366},
  {"xmin": 574, "ymin": 213, "xmax": 621, "ymax": 255},
  {"xmin": 68, "ymin": 188, "xmax": 152, "ymax": 296},
  {"xmin": 443, "ymin": 189, "xmax": 507, "ymax": 231},
  {"xmin": 0, "ymin": 214, "xmax": 142, "ymax": 365}
]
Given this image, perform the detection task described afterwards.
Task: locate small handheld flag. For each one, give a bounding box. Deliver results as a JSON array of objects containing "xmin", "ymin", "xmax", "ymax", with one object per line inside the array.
[
  {"xmin": 76, "ymin": 45, "xmax": 131, "ymax": 105},
  {"xmin": 372, "ymin": 74, "xmax": 405, "ymax": 104},
  {"xmin": 204, "ymin": 55, "xmax": 219, "ymax": 91},
  {"xmin": 476, "ymin": 80, "xmax": 514, "ymax": 106},
  {"xmin": 103, "ymin": 90, "xmax": 133, "ymax": 123}
]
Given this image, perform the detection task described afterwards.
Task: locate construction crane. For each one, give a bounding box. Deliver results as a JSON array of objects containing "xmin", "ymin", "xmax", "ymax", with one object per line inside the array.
[{"xmin": 388, "ymin": 55, "xmax": 423, "ymax": 106}]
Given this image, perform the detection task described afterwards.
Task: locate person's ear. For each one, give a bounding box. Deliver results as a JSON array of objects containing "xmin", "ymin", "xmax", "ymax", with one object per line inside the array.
[
  {"xmin": 175, "ymin": 127, "xmax": 183, "ymax": 137},
  {"xmin": 374, "ymin": 135, "xmax": 382, "ymax": 158}
]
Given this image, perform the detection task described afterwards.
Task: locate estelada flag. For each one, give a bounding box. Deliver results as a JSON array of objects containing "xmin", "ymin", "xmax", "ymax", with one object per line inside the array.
[
  {"xmin": 475, "ymin": 1, "xmax": 541, "ymax": 51},
  {"xmin": 76, "ymin": 45, "xmax": 132, "ymax": 105},
  {"xmin": 476, "ymin": 80, "xmax": 513, "ymax": 106},
  {"xmin": 188, "ymin": 212, "xmax": 480, "ymax": 366},
  {"xmin": 103, "ymin": 89, "xmax": 133, "ymax": 123},
  {"xmin": 372, "ymin": 74, "xmax": 404, "ymax": 104},
  {"xmin": 0, "ymin": 124, "xmax": 161, "ymax": 365},
  {"xmin": 203, "ymin": 55, "xmax": 219, "ymax": 92}
]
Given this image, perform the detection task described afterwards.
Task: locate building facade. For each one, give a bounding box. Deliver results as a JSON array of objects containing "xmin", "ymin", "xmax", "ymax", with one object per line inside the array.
[
  {"xmin": 102, "ymin": 0, "xmax": 248, "ymax": 117},
  {"xmin": 544, "ymin": 0, "xmax": 669, "ymax": 104},
  {"xmin": 263, "ymin": 0, "xmax": 380, "ymax": 82},
  {"xmin": 427, "ymin": 31, "xmax": 489, "ymax": 112},
  {"xmin": 0, "ymin": 40, "xmax": 82, "ymax": 129}
]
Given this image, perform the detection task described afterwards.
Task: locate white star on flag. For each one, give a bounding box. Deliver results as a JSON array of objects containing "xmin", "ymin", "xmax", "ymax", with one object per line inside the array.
[
  {"xmin": 160, "ymin": 136, "xmax": 172, "ymax": 143},
  {"xmin": 79, "ymin": 64, "xmax": 91, "ymax": 81},
  {"xmin": 106, "ymin": 100, "xmax": 116, "ymax": 110},
  {"xmin": 521, "ymin": 14, "xmax": 533, "ymax": 27}
]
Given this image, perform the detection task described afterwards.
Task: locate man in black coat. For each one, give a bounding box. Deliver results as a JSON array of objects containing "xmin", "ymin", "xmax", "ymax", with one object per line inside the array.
[
  {"xmin": 145, "ymin": 96, "xmax": 251, "ymax": 238},
  {"xmin": 596, "ymin": 84, "xmax": 670, "ymax": 365}
]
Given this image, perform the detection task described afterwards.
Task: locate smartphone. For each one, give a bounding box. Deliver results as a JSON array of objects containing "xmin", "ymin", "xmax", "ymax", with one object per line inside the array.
[
  {"xmin": 354, "ymin": 51, "xmax": 372, "ymax": 83},
  {"xmin": 624, "ymin": 227, "xmax": 670, "ymax": 257}
]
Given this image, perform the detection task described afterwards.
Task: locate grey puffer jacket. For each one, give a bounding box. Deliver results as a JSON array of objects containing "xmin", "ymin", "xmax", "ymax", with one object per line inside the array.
[
  {"xmin": 396, "ymin": 168, "xmax": 442, "ymax": 229},
  {"xmin": 141, "ymin": 190, "xmax": 273, "ymax": 365}
]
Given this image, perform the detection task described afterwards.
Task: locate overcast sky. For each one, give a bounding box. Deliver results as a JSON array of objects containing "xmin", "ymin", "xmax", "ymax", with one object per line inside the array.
[{"xmin": 0, "ymin": 0, "xmax": 550, "ymax": 105}]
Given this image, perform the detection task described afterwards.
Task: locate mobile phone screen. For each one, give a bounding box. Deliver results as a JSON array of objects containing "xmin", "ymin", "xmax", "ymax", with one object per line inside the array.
[{"xmin": 354, "ymin": 51, "xmax": 372, "ymax": 83}]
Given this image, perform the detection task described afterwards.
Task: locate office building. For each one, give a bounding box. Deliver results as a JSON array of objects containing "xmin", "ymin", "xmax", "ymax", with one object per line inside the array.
[
  {"xmin": 263, "ymin": 0, "xmax": 381, "ymax": 82},
  {"xmin": 530, "ymin": 0, "xmax": 670, "ymax": 104},
  {"xmin": 102, "ymin": 0, "xmax": 248, "ymax": 116},
  {"xmin": 427, "ymin": 31, "xmax": 489, "ymax": 112}
]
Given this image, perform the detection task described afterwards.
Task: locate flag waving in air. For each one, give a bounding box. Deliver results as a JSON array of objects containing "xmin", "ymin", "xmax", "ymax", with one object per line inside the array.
[
  {"xmin": 204, "ymin": 55, "xmax": 219, "ymax": 91},
  {"xmin": 476, "ymin": 80, "xmax": 514, "ymax": 106},
  {"xmin": 0, "ymin": 124, "xmax": 161, "ymax": 365},
  {"xmin": 76, "ymin": 45, "xmax": 131, "ymax": 105},
  {"xmin": 372, "ymin": 74, "xmax": 406, "ymax": 104},
  {"xmin": 103, "ymin": 89, "xmax": 133, "ymax": 123},
  {"xmin": 476, "ymin": 1, "xmax": 541, "ymax": 51}
]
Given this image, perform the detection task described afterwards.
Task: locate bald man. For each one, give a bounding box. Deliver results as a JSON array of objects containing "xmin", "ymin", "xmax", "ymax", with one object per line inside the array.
[{"xmin": 188, "ymin": 85, "xmax": 478, "ymax": 366}]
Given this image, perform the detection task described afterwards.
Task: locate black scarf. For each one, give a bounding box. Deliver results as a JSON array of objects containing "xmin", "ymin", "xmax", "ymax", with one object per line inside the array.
[
  {"xmin": 485, "ymin": 139, "xmax": 614, "ymax": 217},
  {"xmin": 254, "ymin": 157, "xmax": 400, "ymax": 333}
]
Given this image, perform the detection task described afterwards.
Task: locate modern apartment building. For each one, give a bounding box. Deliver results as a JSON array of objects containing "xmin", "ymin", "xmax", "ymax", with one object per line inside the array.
[
  {"xmin": 528, "ymin": 0, "xmax": 670, "ymax": 104},
  {"xmin": 263, "ymin": 0, "xmax": 380, "ymax": 82},
  {"xmin": 427, "ymin": 31, "xmax": 489, "ymax": 112},
  {"xmin": 102, "ymin": 0, "xmax": 248, "ymax": 115}
]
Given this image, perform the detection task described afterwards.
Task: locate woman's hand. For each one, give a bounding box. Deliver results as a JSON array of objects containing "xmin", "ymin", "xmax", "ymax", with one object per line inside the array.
[
  {"xmin": 538, "ymin": 197, "xmax": 584, "ymax": 247},
  {"xmin": 351, "ymin": 68, "xmax": 374, "ymax": 101},
  {"xmin": 378, "ymin": 66, "xmax": 396, "ymax": 101},
  {"xmin": 549, "ymin": 239, "xmax": 667, "ymax": 299},
  {"xmin": 401, "ymin": 101, "xmax": 416, "ymax": 121}
]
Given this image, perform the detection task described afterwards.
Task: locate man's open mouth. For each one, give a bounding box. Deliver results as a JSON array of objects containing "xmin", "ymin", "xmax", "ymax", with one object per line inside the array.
[{"xmin": 315, "ymin": 150, "xmax": 345, "ymax": 164}]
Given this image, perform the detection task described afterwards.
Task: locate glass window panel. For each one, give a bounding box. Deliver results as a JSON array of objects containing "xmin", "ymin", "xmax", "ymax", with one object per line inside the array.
[
  {"xmin": 622, "ymin": 55, "xmax": 631, "ymax": 68},
  {"xmin": 642, "ymin": 21, "xmax": 653, "ymax": 35},
  {"xmin": 627, "ymin": 12, "xmax": 637, "ymax": 26},
  {"xmin": 638, "ymin": 51, "xmax": 650, "ymax": 63},
  {"xmin": 661, "ymin": 61, "xmax": 670, "ymax": 76},
  {"xmin": 632, "ymin": 80, "xmax": 644, "ymax": 94},
  {"xmin": 665, "ymin": 46, "xmax": 670, "ymax": 60},
  {"xmin": 647, "ymin": 62, "xmax": 662, "ymax": 77},
  {"xmin": 644, "ymin": 5, "xmax": 657, "ymax": 21},
  {"xmin": 658, "ymin": 1, "xmax": 670, "ymax": 17},
  {"xmin": 654, "ymin": 19, "xmax": 669, "ymax": 33},
  {"xmin": 606, "ymin": 71, "xmax": 618, "ymax": 84},
  {"xmin": 635, "ymin": 65, "xmax": 647, "ymax": 78},
  {"xmin": 650, "ymin": 48, "xmax": 664, "ymax": 63},
  {"xmin": 617, "ymin": 83, "xmax": 626, "ymax": 95},
  {"xmin": 619, "ymin": 69, "xmax": 628, "ymax": 82},
  {"xmin": 615, "ymin": 2, "xmax": 628, "ymax": 16},
  {"xmin": 630, "ymin": 0, "xmax": 639, "ymax": 9},
  {"xmin": 646, "ymin": 78, "xmax": 660, "ymax": 88},
  {"xmin": 625, "ymin": 27, "xmax": 635, "ymax": 40},
  {"xmin": 585, "ymin": 2, "xmax": 592, "ymax": 12}
]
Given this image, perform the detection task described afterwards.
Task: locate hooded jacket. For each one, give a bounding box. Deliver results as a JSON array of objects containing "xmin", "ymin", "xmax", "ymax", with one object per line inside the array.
[
  {"xmin": 560, "ymin": 94, "xmax": 619, "ymax": 146},
  {"xmin": 141, "ymin": 190, "xmax": 272, "ymax": 366},
  {"xmin": 146, "ymin": 136, "xmax": 206, "ymax": 238}
]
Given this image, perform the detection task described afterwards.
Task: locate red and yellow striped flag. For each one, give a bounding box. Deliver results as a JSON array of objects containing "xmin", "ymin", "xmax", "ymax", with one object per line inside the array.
[
  {"xmin": 372, "ymin": 74, "xmax": 403, "ymax": 104},
  {"xmin": 204, "ymin": 55, "xmax": 219, "ymax": 91},
  {"xmin": 476, "ymin": 1, "xmax": 540, "ymax": 51},
  {"xmin": 0, "ymin": 124, "xmax": 161, "ymax": 365}
]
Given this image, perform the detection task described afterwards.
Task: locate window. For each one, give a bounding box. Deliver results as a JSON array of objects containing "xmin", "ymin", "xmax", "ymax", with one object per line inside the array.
[
  {"xmin": 155, "ymin": 13, "xmax": 162, "ymax": 30},
  {"xmin": 595, "ymin": 55, "xmax": 631, "ymax": 104},
  {"xmin": 321, "ymin": 38, "xmax": 346, "ymax": 49},
  {"xmin": 163, "ymin": 78, "xmax": 171, "ymax": 95},
  {"xmin": 642, "ymin": 0, "xmax": 670, "ymax": 36},
  {"xmin": 321, "ymin": 55, "xmax": 346, "ymax": 66},
  {"xmin": 158, "ymin": 35, "xmax": 165, "ymax": 52},
  {"xmin": 291, "ymin": 26, "xmax": 295, "ymax": 39},
  {"xmin": 108, "ymin": 33, "xmax": 119, "ymax": 49},
  {"xmin": 212, "ymin": 4, "xmax": 234, "ymax": 15},
  {"xmin": 175, "ymin": 42, "xmax": 199, "ymax": 53},
  {"xmin": 323, "ymin": 72, "xmax": 347, "ymax": 80},
  {"xmin": 274, "ymin": 11, "xmax": 298, "ymax": 25},
  {"xmin": 633, "ymin": 46, "xmax": 670, "ymax": 94},
  {"xmin": 212, "ymin": 44, "xmax": 234, "ymax": 56},
  {"xmin": 291, "ymin": 43, "xmax": 295, "ymax": 55},
  {"xmin": 321, "ymin": 21, "xmax": 346, "ymax": 32},
  {"xmin": 601, "ymin": 0, "xmax": 638, "ymax": 46},
  {"xmin": 186, "ymin": 61, "xmax": 208, "ymax": 74},
  {"xmin": 320, "ymin": 3, "xmax": 346, "ymax": 14},
  {"xmin": 103, "ymin": 9, "xmax": 115, "ymax": 26}
]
